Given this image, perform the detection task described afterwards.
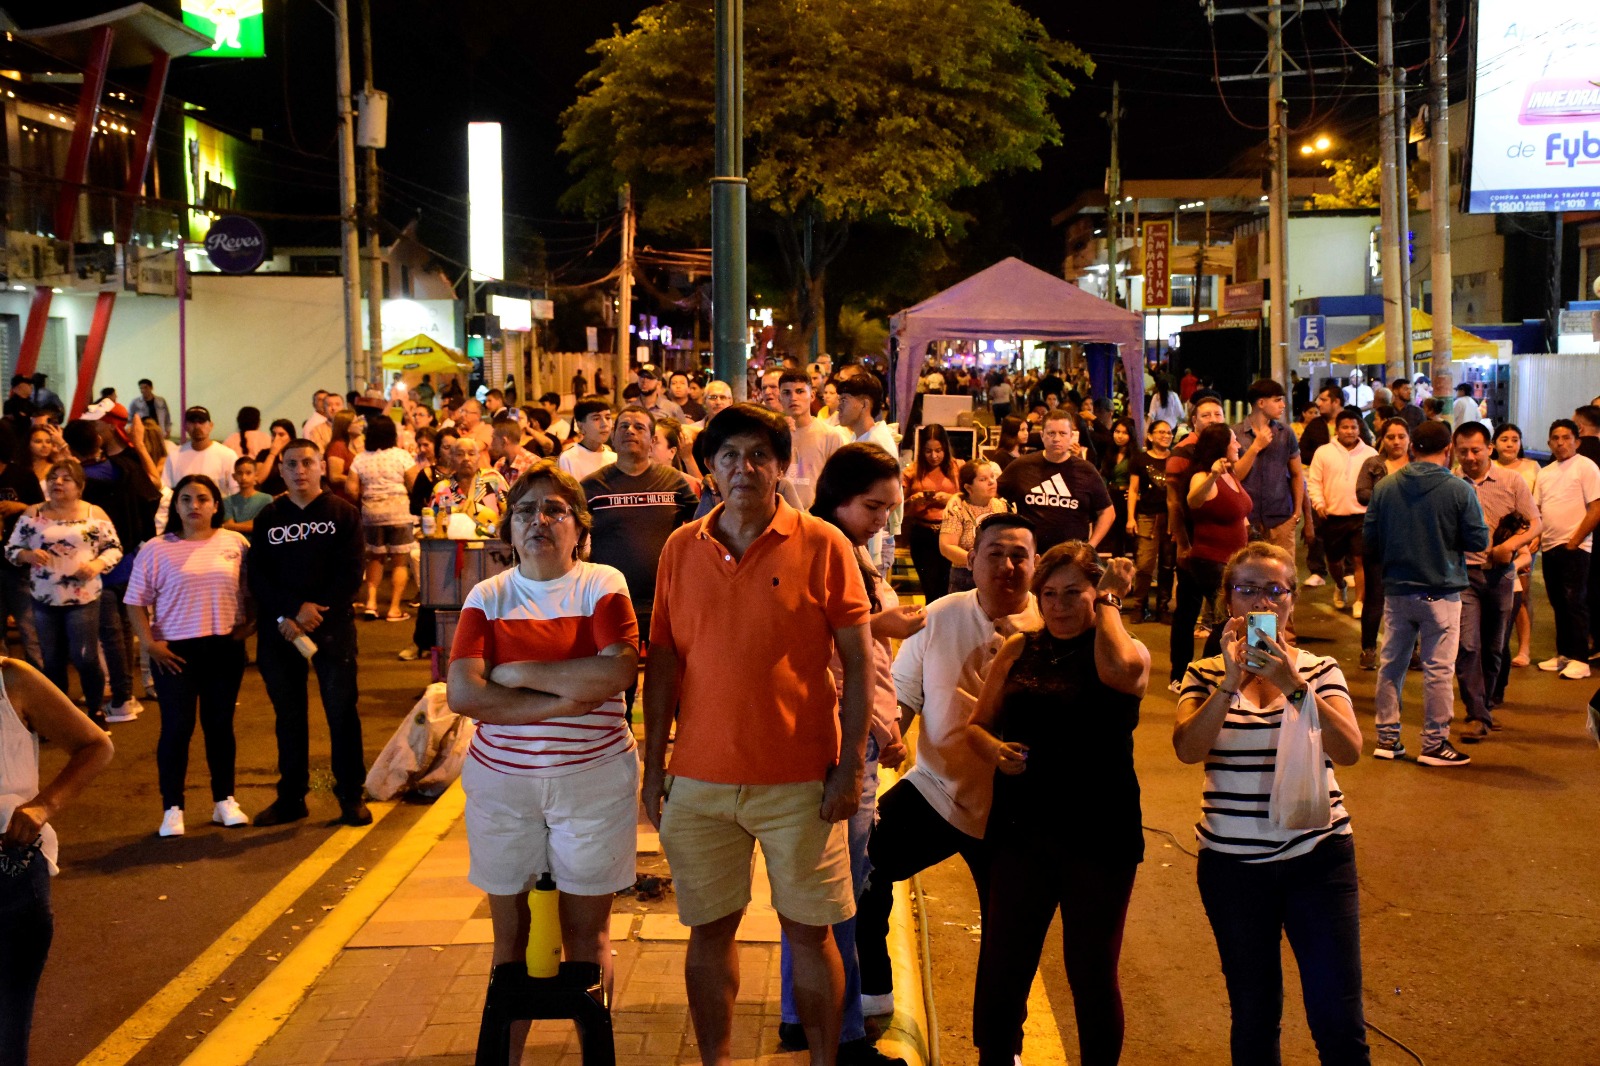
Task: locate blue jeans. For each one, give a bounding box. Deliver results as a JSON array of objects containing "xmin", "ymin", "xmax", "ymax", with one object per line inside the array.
[
  {"xmin": 1197, "ymin": 836, "xmax": 1369, "ymax": 1066},
  {"xmin": 779, "ymin": 738, "xmax": 881, "ymax": 1043},
  {"xmin": 98, "ymin": 582, "xmax": 134, "ymax": 706},
  {"xmin": 1375, "ymin": 591, "xmax": 1461, "ymax": 749},
  {"xmin": 0, "ymin": 853, "xmax": 52, "ymax": 1064},
  {"xmin": 0, "ymin": 564, "xmax": 42, "ymax": 669},
  {"xmin": 1457, "ymin": 568, "xmax": 1515, "ymax": 725},
  {"xmin": 33, "ymin": 600, "xmax": 104, "ymax": 718}
]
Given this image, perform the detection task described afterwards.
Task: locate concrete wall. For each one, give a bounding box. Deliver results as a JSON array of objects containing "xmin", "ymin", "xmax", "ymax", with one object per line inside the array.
[
  {"xmin": 0, "ymin": 274, "xmax": 348, "ymax": 429},
  {"xmin": 1285, "ymin": 214, "xmax": 1379, "ymax": 307}
]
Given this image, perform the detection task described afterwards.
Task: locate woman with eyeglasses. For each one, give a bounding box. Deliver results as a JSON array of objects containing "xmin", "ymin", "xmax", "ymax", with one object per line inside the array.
[
  {"xmin": 1353, "ymin": 418, "xmax": 1412, "ymax": 671},
  {"xmin": 445, "ymin": 462, "xmax": 640, "ymax": 1061},
  {"xmin": 968, "ymin": 543, "xmax": 1148, "ymax": 1066},
  {"xmin": 1173, "ymin": 542, "xmax": 1368, "ymax": 1065}
]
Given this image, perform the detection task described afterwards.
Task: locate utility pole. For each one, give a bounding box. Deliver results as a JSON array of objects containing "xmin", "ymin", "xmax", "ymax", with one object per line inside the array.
[
  {"xmin": 711, "ymin": 0, "xmax": 749, "ymax": 399},
  {"xmin": 360, "ymin": 0, "xmax": 383, "ymax": 383},
  {"xmin": 1103, "ymin": 81, "xmax": 1123, "ymax": 308},
  {"xmin": 1396, "ymin": 67, "xmax": 1415, "ymax": 377},
  {"xmin": 1208, "ymin": 1, "xmax": 1345, "ymax": 395},
  {"xmin": 1430, "ymin": 0, "xmax": 1452, "ymax": 368},
  {"xmin": 334, "ymin": 0, "xmax": 363, "ymax": 391},
  {"xmin": 1377, "ymin": 0, "xmax": 1406, "ymax": 381},
  {"xmin": 615, "ymin": 184, "xmax": 634, "ymax": 399}
]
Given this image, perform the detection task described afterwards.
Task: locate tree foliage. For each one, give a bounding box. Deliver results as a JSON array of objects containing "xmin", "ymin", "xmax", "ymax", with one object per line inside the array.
[
  {"xmin": 1313, "ymin": 149, "xmax": 1419, "ymax": 210},
  {"xmin": 560, "ymin": 0, "xmax": 1090, "ymax": 350}
]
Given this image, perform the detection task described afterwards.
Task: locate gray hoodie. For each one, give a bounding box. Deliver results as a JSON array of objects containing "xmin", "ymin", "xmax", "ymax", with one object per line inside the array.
[{"xmin": 1362, "ymin": 460, "xmax": 1488, "ymax": 594}]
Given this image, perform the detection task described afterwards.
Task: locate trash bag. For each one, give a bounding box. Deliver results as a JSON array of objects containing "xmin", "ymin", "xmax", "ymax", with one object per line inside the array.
[
  {"xmin": 364, "ymin": 682, "xmax": 477, "ymax": 800},
  {"xmin": 1269, "ymin": 687, "xmax": 1331, "ymax": 831}
]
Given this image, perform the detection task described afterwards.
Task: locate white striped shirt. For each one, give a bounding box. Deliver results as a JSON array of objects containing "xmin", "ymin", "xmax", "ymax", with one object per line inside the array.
[
  {"xmin": 123, "ymin": 531, "xmax": 249, "ymax": 641},
  {"xmin": 1181, "ymin": 649, "xmax": 1354, "ymax": 862},
  {"xmin": 450, "ymin": 561, "xmax": 638, "ymax": 777}
]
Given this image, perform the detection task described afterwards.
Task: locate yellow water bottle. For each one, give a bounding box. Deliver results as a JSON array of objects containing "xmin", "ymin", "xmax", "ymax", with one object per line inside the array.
[{"xmin": 525, "ymin": 872, "xmax": 561, "ymax": 978}]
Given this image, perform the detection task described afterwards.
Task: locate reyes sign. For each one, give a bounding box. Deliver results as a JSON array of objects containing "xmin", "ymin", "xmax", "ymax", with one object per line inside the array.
[
  {"xmin": 1142, "ymin": 220, "xmax": 1172, "ymax": 309},
  {"xmin": 203, "ymin": 216, "xmax": 267, "ymax": 274}
]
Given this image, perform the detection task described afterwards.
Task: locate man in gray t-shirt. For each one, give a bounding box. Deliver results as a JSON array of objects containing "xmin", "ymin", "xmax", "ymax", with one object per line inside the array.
[{"xmin": 779, "ymin": 370, "xmax": 845, "ymax": 509}]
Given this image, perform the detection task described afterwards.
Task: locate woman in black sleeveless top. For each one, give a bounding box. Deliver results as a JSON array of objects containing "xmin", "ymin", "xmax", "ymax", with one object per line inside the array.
[{"xmin": 968, "ymin": 542, "xmax": 1150, "ymax": 1066}]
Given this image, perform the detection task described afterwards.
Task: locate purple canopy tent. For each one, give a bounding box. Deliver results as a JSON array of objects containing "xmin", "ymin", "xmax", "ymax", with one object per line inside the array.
[{"xmin": 889, "ymin": 257, "xmax": 1146, "ymax": 437}]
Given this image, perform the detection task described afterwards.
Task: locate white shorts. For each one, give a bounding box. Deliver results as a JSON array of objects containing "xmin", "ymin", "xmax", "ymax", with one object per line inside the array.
[{"xmin": 462, "ymin": 752, "xmax": 639, "ymax": 896}]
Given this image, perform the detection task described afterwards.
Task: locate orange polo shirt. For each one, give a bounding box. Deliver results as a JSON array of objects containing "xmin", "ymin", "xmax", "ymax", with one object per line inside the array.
[{"xmin": 650, "ymin": 497, "xmax": 871, "ymax": 785}]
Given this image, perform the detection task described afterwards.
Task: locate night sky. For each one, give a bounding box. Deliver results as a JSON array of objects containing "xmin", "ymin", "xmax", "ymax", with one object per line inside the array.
[{"xmin": 28, "ymin": 0, "xmax": 1450, "ymax": 295}]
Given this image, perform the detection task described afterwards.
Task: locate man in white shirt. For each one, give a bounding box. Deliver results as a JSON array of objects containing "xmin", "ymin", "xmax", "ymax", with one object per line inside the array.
[
  {"xmin": 164, "ymin": 406, "xmax": 240, "ymax": 496},
  {"xmin": 857, "ymin": 514, "xmax": 1039, "ymax": 1017},
  {"xmin": 538, "ymin": 392, "xmax": 571, "ymax": 443},
  {"xmin": 305, "ymin": 391, "xmax": 343, "ymax": 452},
  {"xmin": 1452, "ymin": 385, "xmax": 1481, "ymax": 430},
  {"xmin": 779, "ymin": 370, "xmax": 845, "ymax": 509},
  {"xmin": 696, "ymin": 380, "xmax": 734, "ymax": 429},
  {"xmin": 1342, "ymin": 369, "xmax": 1374, "ymax": 413},
  {"xmin": 300, "ymin": 390, "xmax": 329, "ymax": 442},
  {"xmin": 557, "ymin": 399, "xmax": 616, "ymax": 482},
  {"xmin": 1533, "ymin": 419, "xmax": 1600, "ymax": 677},
  {"xmin": 1308, "ymin": 408, "xmax": 1378, "ymax": 617}
]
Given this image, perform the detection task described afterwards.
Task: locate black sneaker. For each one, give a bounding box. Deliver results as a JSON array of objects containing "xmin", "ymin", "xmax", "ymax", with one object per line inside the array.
[
  {"xmin": 1461, "ymin": 720, "xmax": 1491, "ymax": 743},
  {"xmin": 253, "ymin": 800, "xmax": 310, "ymax": 827},
  {"xmin": 1373, "ymin": 739, "xmax": 1405, "ymax": 760},
  {"xmin": 838, "ymin": 1038, "xmax": 906, "ymax": 1066},
  {"xmin": 335, "ymin": 800, "xmax": 373, "ymax": 827},
  {"xmin": 1418, "ymin": 740, "xmax": 1471, "ymax": 767},
  {"xmin": 1359, "ymin": 648, "xmax": 1377, "ymax": 671},
  {"xmin": 777, "ymin": 1023, "xmax": 808, "ymax": 1052}
]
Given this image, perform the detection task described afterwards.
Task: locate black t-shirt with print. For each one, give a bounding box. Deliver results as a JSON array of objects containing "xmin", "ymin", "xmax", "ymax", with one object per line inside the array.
[
  {"xmin": 997, "ymin": 453, "xmax": 1113, "ymax": 552},
  {"xmin": 1129, "ymin": 450, "xmax": 1171, "ymax": 516}
]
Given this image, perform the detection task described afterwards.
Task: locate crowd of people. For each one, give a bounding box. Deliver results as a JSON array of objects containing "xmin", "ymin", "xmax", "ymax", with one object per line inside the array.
[{"xmin": 2, "ymin": 350, "xmax": 1598, "ymax": 1066}]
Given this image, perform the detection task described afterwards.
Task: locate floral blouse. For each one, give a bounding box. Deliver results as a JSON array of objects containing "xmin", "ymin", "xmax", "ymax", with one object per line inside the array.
[{"xmin": 5, "ymin": 505, "xmax": 123, "ymax": 606}]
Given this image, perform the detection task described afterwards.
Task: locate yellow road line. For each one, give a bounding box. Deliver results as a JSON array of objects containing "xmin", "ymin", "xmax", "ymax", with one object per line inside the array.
[
  {"xmin": 1023, "ymin": 969, "xmax": 1070, "ymax": 1066},
  {"xmin": 181, "ymin": 782, "xmax": 467, "ymax": 1066},
  {"xmin": 79, "ymin": 802, "xmax": 394, "ymax": 1066}
]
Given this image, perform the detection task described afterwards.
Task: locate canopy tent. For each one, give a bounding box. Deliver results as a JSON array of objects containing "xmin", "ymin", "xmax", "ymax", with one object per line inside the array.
[
  {"xmin": 1330, "ymin": 308, "xmax": 1500, "ymax": 365},
  {"xmin": 889, "ymin": 257, "xmax": 1145, "ymax": 433},
  {"xmin": 381, "ymin": 333, "xmax": 471, "ymax": 376}
]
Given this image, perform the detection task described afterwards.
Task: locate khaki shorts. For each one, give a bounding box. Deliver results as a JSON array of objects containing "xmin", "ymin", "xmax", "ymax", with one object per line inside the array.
[{"xmin": 659, "ymin": 776, "xmax": 853, "ymax": 929}]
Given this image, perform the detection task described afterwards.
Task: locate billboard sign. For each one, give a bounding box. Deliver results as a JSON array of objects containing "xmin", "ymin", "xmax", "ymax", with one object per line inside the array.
[
  {"xmin": 181, "ymin": 0, "xmax": 266, "ymax": 58},
  {"xmin": 1299, "ymin": 314, "xmax": 1327, "ymax": 352},
  {"xmin": 1142, "ymin": 220, "xmax": 1171, "ymax": 308},
  {"xmin": 204, "ymin": 216, "xmax": 267, "ymax": 274},
  {"xmin": 1467, "ymin": 1, "xmax": 1600, "ymax": 212}
]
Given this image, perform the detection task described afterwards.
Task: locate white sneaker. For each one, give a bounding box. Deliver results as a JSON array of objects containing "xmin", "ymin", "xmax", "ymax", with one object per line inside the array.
[
  {"xmin": 1352, "ymin": 600, "xmax": 1364, "ymax": 620},
  {"xmin": 1303, "ymin": 574, "xmax": 1326, "ymax": 587},
  {"xmin": 860, "ymin": 992, "xmax": 895, "ymax": 1017},
  {"xmin": 105, "ymin": 700, "xmax": 143, "ymax": 723},
  {"xmin": 1538, "ymin": 656, "xmax": 1570, "ymax": 673},
  {"xmin": 1167, "ymin": 679, "xmax": 1183, "ymax": 694},
  {"xmin": 159, "ymin": 807, "xmax": 185, "ymax": 837},
  {"xmin": 1332, "ymin": 587, "xmax": 1345, "ymax": 609},
  {"xmin": 1560, "ymin": 660, "xmax": 1592, "ymax": 680},
  {"xmin": 212, "ymin": 797, "xmax": 249, "ymax": 827}
]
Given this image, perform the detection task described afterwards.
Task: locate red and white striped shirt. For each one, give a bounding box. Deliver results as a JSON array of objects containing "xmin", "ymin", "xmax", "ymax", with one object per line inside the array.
[{"xmin": 451, "ymin": 561, "xmax": 638, "ymax": 777}]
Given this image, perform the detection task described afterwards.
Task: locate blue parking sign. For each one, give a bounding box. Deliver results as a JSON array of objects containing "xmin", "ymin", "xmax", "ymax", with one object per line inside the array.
[{"xmin": 1298, "ymin": 315, "xmax": 1326, "ymax": 352}]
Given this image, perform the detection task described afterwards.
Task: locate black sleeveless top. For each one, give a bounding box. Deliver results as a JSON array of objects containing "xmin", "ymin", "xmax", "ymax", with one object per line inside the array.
[{"xmin": 987, "ymin": 628, "xmax": 1144, "ymax": 865}]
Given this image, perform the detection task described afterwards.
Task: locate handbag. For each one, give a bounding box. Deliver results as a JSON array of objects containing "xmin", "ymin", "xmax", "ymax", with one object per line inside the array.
[{"xmin": 1269, "ymin": 686, "xmax": 1332, "ymax": 831}]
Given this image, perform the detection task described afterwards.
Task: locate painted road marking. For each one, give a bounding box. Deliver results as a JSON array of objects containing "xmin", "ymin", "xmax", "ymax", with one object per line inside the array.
[
  {"xmin": 79, "ymin": 803, "xmax": 394, "ymax": 1066},
  {"xmin": 1024, "ymin": 968, "xmax": 1070, "ymax": 1066},
  {"xmin": 181, "ymin": 782, "xmax": 466, "ymax": 1066}
]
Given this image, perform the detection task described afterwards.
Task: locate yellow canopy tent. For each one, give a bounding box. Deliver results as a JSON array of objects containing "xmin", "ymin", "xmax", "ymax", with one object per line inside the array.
[
  {"xmin": 1330, "ymin": 308, "xmax": 1500, "ymax": 365},
  {"xmin": 380, "ymin": 334, "xmax": 472, "ymax": 375}
]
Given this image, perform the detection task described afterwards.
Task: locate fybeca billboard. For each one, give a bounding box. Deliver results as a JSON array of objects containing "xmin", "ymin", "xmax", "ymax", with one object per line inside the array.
[{"xmin": 1467, "ymin": 1, "xmax": 1600, "ymax": 213}]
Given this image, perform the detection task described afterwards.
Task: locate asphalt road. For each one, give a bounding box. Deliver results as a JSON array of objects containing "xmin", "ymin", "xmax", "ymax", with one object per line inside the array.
[
  {"xmin": 30, "ymin": 603, "xmax": 436, "ymax": 1066},
  {"xmin": 919, "ymin": 572, "xmax": 1600, "ymax": 1065}
]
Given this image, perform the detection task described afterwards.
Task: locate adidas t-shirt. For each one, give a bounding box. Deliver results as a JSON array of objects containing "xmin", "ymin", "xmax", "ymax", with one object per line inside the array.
[{"xmin": 996, "ymin": 453, "xmax": 1113, "ymax": 553}]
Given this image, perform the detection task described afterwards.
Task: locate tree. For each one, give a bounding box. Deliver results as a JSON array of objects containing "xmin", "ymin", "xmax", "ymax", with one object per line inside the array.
[
  {"xmin": 560, "ymin": 0, "xmax": 1090, "ymax": 354},
  {"xmin": 1313, "ymin": 148, "xmax": 1420, "ymax": 210}
]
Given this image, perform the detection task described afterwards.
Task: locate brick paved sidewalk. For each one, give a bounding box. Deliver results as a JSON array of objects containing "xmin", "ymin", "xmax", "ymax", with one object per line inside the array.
[{"xmin": 248, "ymin": 815, "xmax": 804, "ymax": 1066}]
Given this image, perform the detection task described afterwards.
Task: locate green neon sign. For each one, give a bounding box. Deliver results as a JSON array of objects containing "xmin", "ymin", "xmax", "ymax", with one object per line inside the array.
[{"xmin": 181, "ymin": 0, "xmax": 266, "ymax": 58}]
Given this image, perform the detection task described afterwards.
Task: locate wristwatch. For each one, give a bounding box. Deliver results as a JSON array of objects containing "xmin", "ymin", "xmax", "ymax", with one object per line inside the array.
[
  {"xmin": 1095, "ymin": 592, "xmax": 1123, "ymax": 611},
  {"xmin": 1286, "ymin": 685, "xmax": 1308, "ymax": 704}
]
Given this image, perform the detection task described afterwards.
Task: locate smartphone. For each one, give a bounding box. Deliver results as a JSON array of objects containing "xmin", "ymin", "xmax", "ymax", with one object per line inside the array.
[{"xmin": 1246, "ymin": 611, "xmax": 1278, "ymax": 651}]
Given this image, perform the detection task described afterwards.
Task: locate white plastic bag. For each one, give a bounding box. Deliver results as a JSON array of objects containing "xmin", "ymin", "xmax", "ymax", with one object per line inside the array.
[
  {"xmin": 364, "ymin": 683, "xmax": 476, "ymax": 800},
  {"xmin": 1269, "ymin": 688, "xmax": 1332, "ymax": 831}
]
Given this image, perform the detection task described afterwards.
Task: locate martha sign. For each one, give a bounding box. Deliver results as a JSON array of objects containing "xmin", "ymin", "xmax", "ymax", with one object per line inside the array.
[{"xmin": 204, "ymin": 216, "xmax": 268, "ymax": 274}]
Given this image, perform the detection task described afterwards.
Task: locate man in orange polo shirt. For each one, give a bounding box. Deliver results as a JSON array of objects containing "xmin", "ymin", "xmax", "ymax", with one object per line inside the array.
[{"xmin": 643, "ymin": 403, "xmax": 874, "ymax": 1066}]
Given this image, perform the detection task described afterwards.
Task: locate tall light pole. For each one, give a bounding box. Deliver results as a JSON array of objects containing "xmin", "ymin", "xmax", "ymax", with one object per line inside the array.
[
  {"xmin": 711, "ymin": 0, "xmax": 749, "ymax": 399},
  {"xmin": 1267, "ymin": 0, "xmax": 1289, "ymax": 388},
  {"xmin": 359, "ymin": 0, "xmax": 383, "ymax": 379},
  {"xmin": 334, "ymin": 0, "xmax": 363, "ymax": 391},
  {"xmin": 1429, "ymin": 0, "xmax": 1452, "ymax": 368},
  {"xmin": 1377, "ymin": 0, "xmax": 1406, "ymax": 381},
  {"xmin": 1104, "ymin": 80, "xmax": 1123, "ymax": 308}
]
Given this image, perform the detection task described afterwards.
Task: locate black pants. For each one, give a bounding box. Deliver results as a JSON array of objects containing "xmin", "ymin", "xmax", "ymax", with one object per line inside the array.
[
  {"xmin": 0, "ymin": 855, "xmax": 51, "ymax": 1065},
  {"xmin": 1542, "ymin": 547, "xmax": 1591, "ymax": 662},
  {"xmin": 1197, "ymin": 836, "xmax": 1369, "ymax": 1066},
  {"xmin": 973, "ymin": 845, "xmax": 1137, "ymax": 1066},
  {"xmin": 1359, "ymin": 550, "xmax": 1385, "ymax": 651},
  {"xmin": 154, "ymin": 635, "xmax": 247, "ymax": 810},
  {"xmin": 1170, "ymin": 557, "xmax": 1225, "ymax": 683},
  {"xmin": 907, "ymin": 522, "xmax": 950, "ymax": 602},
  {"xmin": 257, "ymin": 616, "xmax": 366, "ymax": 805},
  {"xmin": 858, "ymin": 780, "xmax": 989, "ymax": 996}
]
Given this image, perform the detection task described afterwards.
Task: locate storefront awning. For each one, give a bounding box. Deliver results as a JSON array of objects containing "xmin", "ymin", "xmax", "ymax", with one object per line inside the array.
[
  {"xmin": 1330, "ymin": 308, "xmax": 1499, "ymax": 365},
  {"xmin": 381, "ymin": 334, "xmax": 471, "ymax": 375}
]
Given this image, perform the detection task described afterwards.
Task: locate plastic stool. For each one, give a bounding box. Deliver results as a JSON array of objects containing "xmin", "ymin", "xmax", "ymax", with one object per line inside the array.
[{"xmin": 475, "ymin": 960, "xmax": 614, "ymax": 1066}]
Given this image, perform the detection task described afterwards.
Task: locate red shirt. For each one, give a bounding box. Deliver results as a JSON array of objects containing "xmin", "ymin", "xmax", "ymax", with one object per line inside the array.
[{"xmin": 1189, "ymin": 476, "xmax": 1253, "ymax": 563}]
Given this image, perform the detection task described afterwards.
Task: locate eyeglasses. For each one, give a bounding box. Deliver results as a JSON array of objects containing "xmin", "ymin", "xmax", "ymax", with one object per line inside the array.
[
  {"xmin": 511, "ymin": 499, "xmax": 574, "ymax": 524},
  {"xmin": 1229, "ymin": 582, "xmax": 1294, "ymax": 601}
]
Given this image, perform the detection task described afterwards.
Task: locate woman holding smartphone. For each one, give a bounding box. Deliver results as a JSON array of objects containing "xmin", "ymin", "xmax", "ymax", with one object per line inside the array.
[{"xmin": 1172, "ymin": 542, "xmax": 1368, "ymax": 1065}]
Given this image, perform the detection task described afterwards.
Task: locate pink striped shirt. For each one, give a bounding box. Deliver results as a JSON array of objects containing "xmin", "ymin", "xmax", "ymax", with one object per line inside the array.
[
  {"xmin": 124, "ymin": 531, "xmax": 249, "ymax": 641},
  {"xmin": 450, "ymin": 561, "xmax": 638, "ymax": 777}
]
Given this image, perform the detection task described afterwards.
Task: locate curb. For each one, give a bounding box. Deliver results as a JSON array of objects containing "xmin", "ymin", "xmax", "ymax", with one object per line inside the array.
[
  {"xmin": 875, "ymin": 767, "xmax": 933, "ymax": 1066},
  {"xmin": 180, "ymin": 782, "xmax": 467, "ymax": 1066}
]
